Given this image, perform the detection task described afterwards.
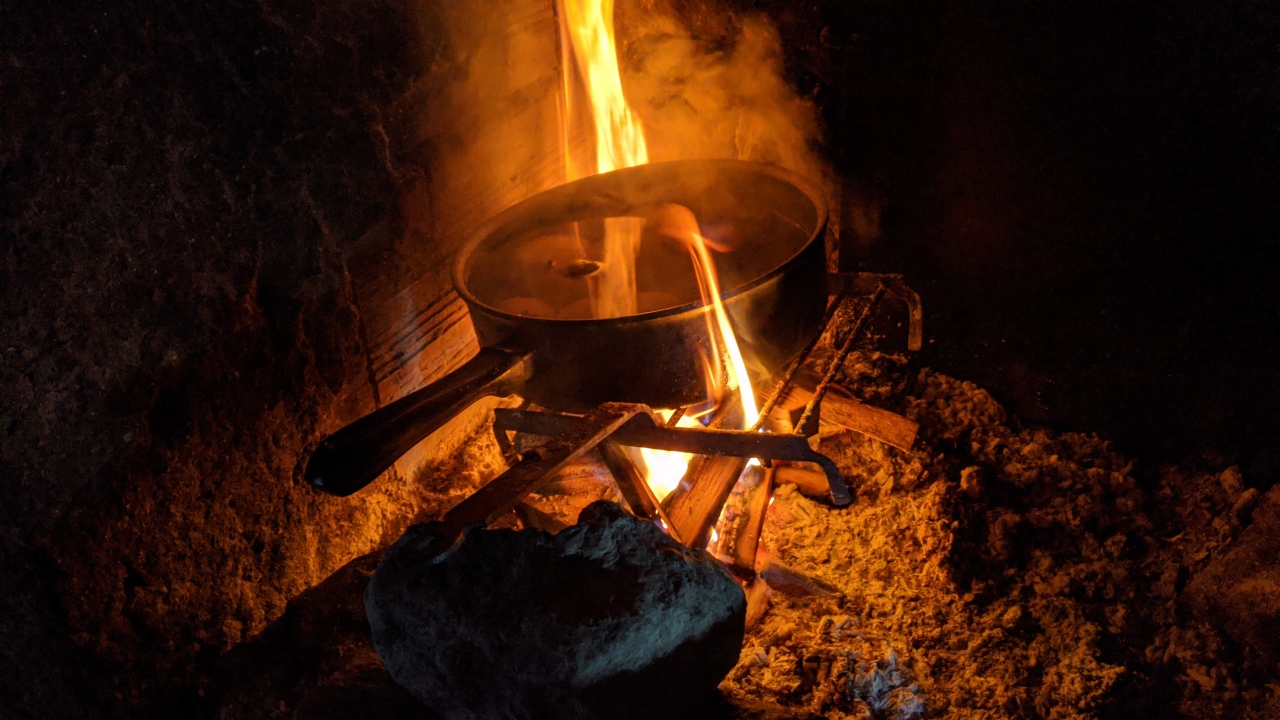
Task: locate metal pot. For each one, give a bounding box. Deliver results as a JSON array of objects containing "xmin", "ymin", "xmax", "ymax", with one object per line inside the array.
[{"xmin": 306, "ymin": 159, "xmax": 828, "ymax": 496}]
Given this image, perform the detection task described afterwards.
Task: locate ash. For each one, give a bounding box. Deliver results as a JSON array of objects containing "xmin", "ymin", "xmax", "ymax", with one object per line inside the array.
[{"xmin": 721, "ymin": 351, "xmax": 1280, "ymax": 719}]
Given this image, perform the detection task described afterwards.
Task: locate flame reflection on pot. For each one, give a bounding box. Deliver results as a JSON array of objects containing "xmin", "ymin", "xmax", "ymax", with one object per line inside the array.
[{"xmin": 558, "ymin": 0, "xmax": 759, "ymax": 503}]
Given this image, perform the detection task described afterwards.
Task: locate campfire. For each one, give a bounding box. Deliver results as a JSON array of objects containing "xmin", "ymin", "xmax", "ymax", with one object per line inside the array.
[
  {"xmin": 296, "ymin": 1, "xmax": 933, "ymax": 715},
  {"xmin": 13, "ymin": 0, "xmax": 1277, "ymax": 718}
]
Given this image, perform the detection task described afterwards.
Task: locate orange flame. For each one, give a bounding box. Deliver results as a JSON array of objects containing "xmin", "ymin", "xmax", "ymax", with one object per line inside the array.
[
  {"xmin": 561, "ymin": 0, "xmax": 648, "ymax": 174},
  {"xmin": 646, "ymin": 204, "xmax": 759, "ymax": 426},
  {"xmin": 561, "ymin": 0, "xmax": 648, "ymax": 318},
  {"xmin": 558, "ymin": 1, "xmax": 758, "ymax": 502},
  {"xmin": 633, "ymin": 206, "xmax": 761, "ymax": 502}
]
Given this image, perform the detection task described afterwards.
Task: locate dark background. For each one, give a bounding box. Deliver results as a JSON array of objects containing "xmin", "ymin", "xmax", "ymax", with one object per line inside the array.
[{"xmin": 769, "ymin": 0, "xmax": 1280, "ymax": 483}]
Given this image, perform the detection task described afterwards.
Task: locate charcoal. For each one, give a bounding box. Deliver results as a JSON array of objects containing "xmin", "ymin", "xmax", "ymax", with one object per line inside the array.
[{"xmin": 366, "ymin": 501, "xmax": 745, "ymax": 719}]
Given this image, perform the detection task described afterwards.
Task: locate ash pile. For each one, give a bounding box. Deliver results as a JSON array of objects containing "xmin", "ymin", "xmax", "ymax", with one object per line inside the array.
[{"xmin": 720, "ymin": 350, "xmax": 1279, "ymax": 720}]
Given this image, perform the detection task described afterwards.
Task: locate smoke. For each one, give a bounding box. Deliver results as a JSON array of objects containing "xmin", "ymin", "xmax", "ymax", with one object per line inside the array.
[{"xmin": 616, "ymin": 6, "xmax": 829, "ymax": 193}]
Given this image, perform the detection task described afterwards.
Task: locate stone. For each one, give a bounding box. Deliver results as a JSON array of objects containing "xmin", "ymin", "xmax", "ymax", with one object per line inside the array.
[{"xmin": 366, "ymin": 501, "xmax": 746, "ymax": 719}]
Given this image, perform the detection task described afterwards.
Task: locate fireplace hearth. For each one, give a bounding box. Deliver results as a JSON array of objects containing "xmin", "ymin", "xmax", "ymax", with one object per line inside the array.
[{"xmin": 4, "ymin": 0, "xmax": 1278, "ymax": 717}]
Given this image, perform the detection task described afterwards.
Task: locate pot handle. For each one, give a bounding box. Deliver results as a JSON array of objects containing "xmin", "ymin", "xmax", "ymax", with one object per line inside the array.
[{"xmin": 305, "ymin": 346, "xmax": 533, "ymax": 497}]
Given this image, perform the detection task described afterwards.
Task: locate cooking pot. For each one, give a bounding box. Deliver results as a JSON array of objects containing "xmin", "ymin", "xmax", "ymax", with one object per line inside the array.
[{"xmin": 306, "ymin": 159, "xmax": 828, "ymax": 496}]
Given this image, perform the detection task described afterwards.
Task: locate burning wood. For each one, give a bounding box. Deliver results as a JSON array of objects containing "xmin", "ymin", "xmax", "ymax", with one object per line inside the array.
[
  {"xmin": 663, "ymin": 454, "xmax": 752, "ymax": 549},
  {"xmin": 596, "ymin": 441, "xmax": 679, "ymax": 539},
  {"xmin": 659, "ymin": 396, "xmax": 754, "ymax": 548},
  {"xmin": 729, "ymin": 465, "xmax": 775, "ymax": 577}
]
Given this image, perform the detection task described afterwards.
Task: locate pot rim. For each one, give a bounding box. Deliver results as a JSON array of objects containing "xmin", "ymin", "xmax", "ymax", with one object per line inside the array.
[{"xmin": 451, "ymin": 158, "xmax": 828, "ymax": 328}]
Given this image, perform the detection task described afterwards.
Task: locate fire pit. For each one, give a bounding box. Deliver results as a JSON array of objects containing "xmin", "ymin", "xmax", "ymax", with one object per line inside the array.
[{"xmin": 298, "ymin": 0, "xmax": 932, "ymax": 709}]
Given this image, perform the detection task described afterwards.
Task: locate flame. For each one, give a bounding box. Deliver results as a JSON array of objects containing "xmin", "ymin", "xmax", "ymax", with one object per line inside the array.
[
  {"xmin": 560, "ymin": 0, "xmax": 648, "ymax": 174},
  {"xmin": 686, "ymin": 229, "xmax": 759, "ymax": 428},
  {"xmin": 632, "ymin": 221, "xmax": 762, "ymax": 511},
  {"xmin": 646, "ymin": 204, "xmax": 759, "ymax": 426},
  {"xmin": 633, "ymin": 411, "xmax": 700, "ymax": 501},
  {"xmin": 561, "ymin": 0, "xmax": 648, "ymax": 318},
  {"xmin": 558, "ymin": 1, "xmax": 759, "ymax": 504}
]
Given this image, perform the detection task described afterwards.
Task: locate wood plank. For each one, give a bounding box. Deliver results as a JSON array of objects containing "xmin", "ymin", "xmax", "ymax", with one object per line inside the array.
[
  {"xmin": 662, "ymin": 454, "xmax": 749, "ymax": 550},
  {"xmin": 778, "ymin": 369, "xmax": 918, "ymax": 452},
  {"xmin": 729, "ymin": 466, "xmax": 775, "ymax": 578}
]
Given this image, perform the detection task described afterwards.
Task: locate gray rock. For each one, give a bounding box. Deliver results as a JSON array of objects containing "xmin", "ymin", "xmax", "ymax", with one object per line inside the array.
[{"xmin": 366, "ymin": 501, "xmax": 746, "ymax": 719}]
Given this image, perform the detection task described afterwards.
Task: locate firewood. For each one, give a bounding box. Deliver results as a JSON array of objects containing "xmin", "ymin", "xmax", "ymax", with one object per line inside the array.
[
  {"xmin": 404, "ymin": 405, "xmax": 636, "ymax": 561},
  {"xmin": 663, "ymin": 455, "xmax": 750, "ymax": 549},
  {"xmin": 744, "ymin": 578, "xmax": 772, "ymax": 629},
  {"xmin": 773, "ymin": 463, "xmax": 831, "ymax": 499},
  {"xmin": 759, "ymin": 561, "xmax": 841, "ymax": 598},
  {"xmin": 597, "ymin": 442, "xmax": 681, "ymax": 543},
  {"xmin": 658, "ymin": 396, "xmax": 748, "ymax": 548},
  {"xmin": 779, "ymin": 369, "xmax": 918, "ymax": 451},
  {"xmin": 729, "ymin": 466, "xmax": 776, "ymax": 578}
]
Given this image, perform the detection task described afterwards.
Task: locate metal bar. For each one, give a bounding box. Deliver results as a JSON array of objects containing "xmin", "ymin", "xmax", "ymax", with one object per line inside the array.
[
  {"xmin": 751, "ymin": 286, "xmax": 850, "ymax": 431},
  {"xmin": 404, "ymin": 404, "xmax": 638, "ymax": 561},
  {"xmin": 831, "ymin": 272, "xmax": 924, "ymax": 351},
  {"xmin": 794, "ymin": 284, "xmax": 886, "ymax": 433},
  {"xmin": 494, "ymin": 407, "xmax": 851, "ymax": 506}
]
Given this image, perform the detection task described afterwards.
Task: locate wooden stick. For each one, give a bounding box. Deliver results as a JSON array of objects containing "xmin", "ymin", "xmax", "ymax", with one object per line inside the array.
[
  {"xmin": 663, "ymin": 454, "xmax": 749, "ymax": 549},
  {"xmin": 403, "ymin": 405, "xmax": 636, "ymax": 561},
  {"xmin": 759, "ymin": 561, "xmax": 840, "ymax": 598},
  {"xmin": 597, "ymin": 442, "xmax": 681, "ymax": 543},
  {"xmin": 658, "ymin": 394, "xmax": 745, "ymax": 548},
  {"xmin": 743, "ymin": 577, "xmax": 772, "ymax": 628},
  {"xmin": 782, "ymin": 369, "xmax": 918, "ymax": 452},
  {"xmin": 729, "ymin": 466, "xmax": 775, "ymax": 578},
  {"xmin": 773, "ymin": 463, "xmax": 831, "ymax": 498}
]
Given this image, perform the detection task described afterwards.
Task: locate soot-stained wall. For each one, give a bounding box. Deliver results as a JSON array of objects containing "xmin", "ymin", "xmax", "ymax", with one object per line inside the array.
[{"xmin": 1, "ymin": 0, "xmax": 565, "ymax": 715}]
